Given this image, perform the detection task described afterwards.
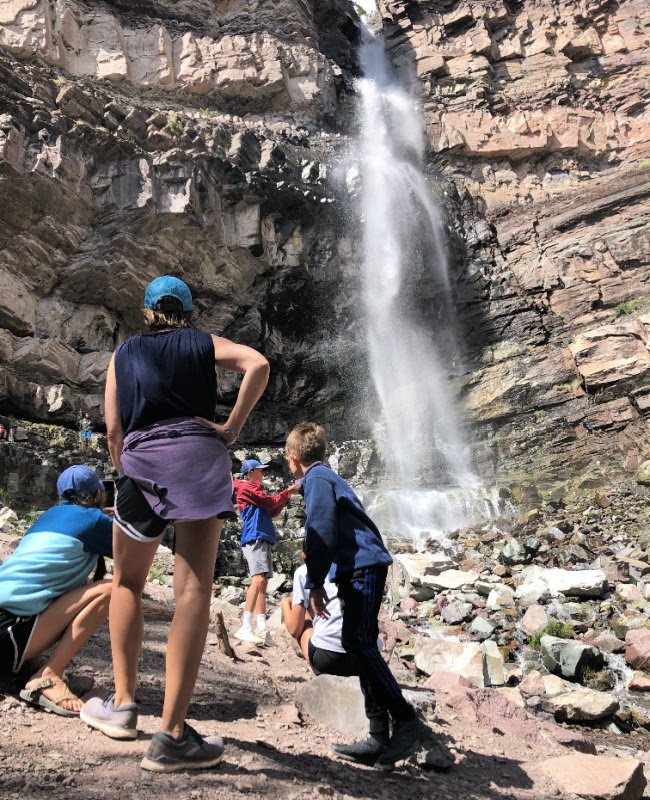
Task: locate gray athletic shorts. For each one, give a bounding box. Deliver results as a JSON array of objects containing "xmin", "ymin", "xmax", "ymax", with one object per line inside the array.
[{"xmin": 242, "ymin": 540, "xmax": 274, "ymax": 578}]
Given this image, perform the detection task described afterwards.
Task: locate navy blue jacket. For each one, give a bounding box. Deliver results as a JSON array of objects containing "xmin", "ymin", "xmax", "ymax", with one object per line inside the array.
[{"xmin": 301, "ymin": 463, "xmax": 392, "ymax": 589}]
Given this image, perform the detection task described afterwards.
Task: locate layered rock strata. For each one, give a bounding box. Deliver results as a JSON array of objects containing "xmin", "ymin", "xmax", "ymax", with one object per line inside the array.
[
  {"xmin": 378, "ymin": 0, "xmax": 650, "ymax": 491},
  {"xmin": 0, "ymin": 0, "xmax": 361, "ymax": 433}
]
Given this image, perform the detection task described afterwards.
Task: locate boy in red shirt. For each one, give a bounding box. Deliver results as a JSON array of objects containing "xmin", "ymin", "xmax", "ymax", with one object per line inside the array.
[{"xmin": 233, "ymin": 459, "xmax": 297, "ymax": 644}]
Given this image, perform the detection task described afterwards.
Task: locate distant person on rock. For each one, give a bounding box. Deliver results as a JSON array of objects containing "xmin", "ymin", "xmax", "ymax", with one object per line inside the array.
[
  {"xmin": 0, "ymin": 423, "xmax": 7, "ymax": 441},
  {"xmin": 233, "ymin": 459, "xmax": 298, "ymax": 645},
  {"xmin": 285, "ymin": 422, "xmax": 423, "ymax": 770},
  {"xmin": 78, "ymin": 412, "xmax": 93, "ymax": 451},
  {"xmin": 0, "ymin": 466, "xmax": 113, "ymax": 716},
  {"xmin": 82, "ymin": 275, "xmax": 269, "ymax": 773}
]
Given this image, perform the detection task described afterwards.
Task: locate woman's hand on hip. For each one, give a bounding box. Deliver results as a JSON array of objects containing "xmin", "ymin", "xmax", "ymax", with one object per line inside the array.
[{"xmin": 194, "ymin": 416, "xmax": 238, "ymax": 445}]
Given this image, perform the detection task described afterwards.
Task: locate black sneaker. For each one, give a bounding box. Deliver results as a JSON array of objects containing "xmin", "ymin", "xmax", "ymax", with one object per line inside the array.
[
  {"xmin": 332, "ymin": 734, "xmax": 389, "ymax": 765},
  {"xmin": 141, "ymin": 723, "xmax": 224, "ymax": 773},
  {"xmin": 375, "ymin": 718, "xmax": 422, "ymax": 771}
]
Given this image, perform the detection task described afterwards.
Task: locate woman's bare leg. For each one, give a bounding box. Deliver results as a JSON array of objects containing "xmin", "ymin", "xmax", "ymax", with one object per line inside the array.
[
  {"xmin": 23, "ymin": 580, "xmax": 112, "ymax": 710},
  {"xmin": 161, "ymin": 517, "xmax": 222, "ymax": 738},
  {"xmin": 110, "ymin": 523, "xmax": 160, "ymax": 707}
]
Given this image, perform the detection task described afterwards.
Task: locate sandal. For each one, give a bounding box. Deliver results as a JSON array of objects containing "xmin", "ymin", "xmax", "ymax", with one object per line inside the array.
[{"xmin": 19, "ymin": 676, "xmax": 82, "ymax": 717}]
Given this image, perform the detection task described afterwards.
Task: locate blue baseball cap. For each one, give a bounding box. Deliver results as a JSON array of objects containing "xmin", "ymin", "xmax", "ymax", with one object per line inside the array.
[
  {"xmin": 57, "ymin": 466, "xmax": 104, "ymax": 499},
  {"xmin": 241, "ymin": 459, "xmax": 269, "ymax": 475},
  {"xmin": 144, "ymin": 276, "xmax": 193, "ymax": 311}
]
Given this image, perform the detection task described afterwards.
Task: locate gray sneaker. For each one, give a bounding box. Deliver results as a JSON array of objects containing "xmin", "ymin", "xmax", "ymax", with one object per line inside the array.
[
  {"xmin": 80, "ymin": 694, "xmax": 138, "ymax": 740},
  {"xmin": 141, "ymin": 723, "xmax": 224, "ymax": 773}
]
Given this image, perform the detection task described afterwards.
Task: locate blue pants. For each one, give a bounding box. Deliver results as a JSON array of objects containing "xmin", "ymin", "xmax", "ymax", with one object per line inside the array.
[{"xmin": 339, "ymin": 565, "xmax": 414, "ymax": 734}]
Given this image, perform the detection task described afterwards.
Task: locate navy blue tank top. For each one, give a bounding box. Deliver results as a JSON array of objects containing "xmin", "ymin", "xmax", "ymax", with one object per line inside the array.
[{"xmin": 114, "ymin": 328, "xmax": 216, "ymax": 434}]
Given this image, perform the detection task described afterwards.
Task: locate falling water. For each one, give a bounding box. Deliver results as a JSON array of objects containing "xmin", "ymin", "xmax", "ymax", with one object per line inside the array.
[{"xmin": 355, "ymin": 29, "xmax": 498, "ymax": 545}]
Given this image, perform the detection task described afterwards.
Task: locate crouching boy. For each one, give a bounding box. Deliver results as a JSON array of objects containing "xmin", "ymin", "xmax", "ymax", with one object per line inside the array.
[{"xmin": 285, "ymin": 423, "xmax": 423, "ymax": 770}]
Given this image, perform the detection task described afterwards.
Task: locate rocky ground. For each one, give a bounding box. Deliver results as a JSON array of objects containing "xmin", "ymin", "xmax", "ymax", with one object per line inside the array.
[{"xmin": 1, "ymin": 471, "xmax": 650, "ymax": 800}]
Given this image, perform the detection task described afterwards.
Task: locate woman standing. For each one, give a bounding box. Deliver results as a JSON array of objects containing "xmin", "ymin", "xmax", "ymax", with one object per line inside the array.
[{"xmin": 81, "ymin": 276, "xmax": 269, "ymax": 772}]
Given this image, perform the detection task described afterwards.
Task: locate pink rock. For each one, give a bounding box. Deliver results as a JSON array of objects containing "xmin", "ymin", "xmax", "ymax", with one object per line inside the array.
[
  {"xmin": 625, "ymin": 628, "xmax": 650, "ymax": 671},
  {"xmin": 540, "ymin": 753, "xmax": 647, "ymax": 800},
  {"xmin": 278, "ymin": 704, "xmax": 302, "ymax": 725},
  {"xmin": 399, "ymin": 596, "xmax": 418, "ymax": 613},
  {"xmin": 423, "ymin": 671, "xmax": 472, "ymax": 690},
  {"xmin": 519, "ymin": 669, "xmax": 545, "ymax": 698},
  {"xmin": 628, "ymin": 672, "xmax": 650, "ymax": 692}
]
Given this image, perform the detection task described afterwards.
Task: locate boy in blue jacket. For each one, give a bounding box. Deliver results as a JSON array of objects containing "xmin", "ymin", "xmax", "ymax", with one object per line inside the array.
[
  {"xmin": 233, "ymin": 458, "xmax": 297, "ymax": 645},
  {"xmin": 285, "ymin": 423, "xmax": 421, "ymax": 770}
]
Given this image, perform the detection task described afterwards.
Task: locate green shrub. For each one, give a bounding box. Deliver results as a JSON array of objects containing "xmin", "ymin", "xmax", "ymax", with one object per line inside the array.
[
  {"xmin": 529, "ymin": 619, "xmax": 574, "ymax": 647},
  {"xmin": 167, "ymin": 115, "xmax": 184, "ymax": 137},
  {"xmin": 614, "ymin": 299, "xmax": 641, "ymax": 318}
]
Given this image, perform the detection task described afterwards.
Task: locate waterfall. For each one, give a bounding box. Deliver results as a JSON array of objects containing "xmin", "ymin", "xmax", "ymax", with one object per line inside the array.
[{"xmin": 355, "ymin": 30, "xmax": 494, "ymax": 546}]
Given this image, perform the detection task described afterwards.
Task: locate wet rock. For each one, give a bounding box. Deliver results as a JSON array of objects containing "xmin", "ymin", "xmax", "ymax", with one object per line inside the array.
[
  {"xmin": 540, "ymin": 636, "xmax": 604, "ymax": 680},
  {"xmin": 540, "ymin": 753, "xmax": 646, "ymax": 800}
]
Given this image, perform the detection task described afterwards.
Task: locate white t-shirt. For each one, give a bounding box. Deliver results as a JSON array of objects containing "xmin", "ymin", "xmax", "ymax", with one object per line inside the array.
[{"xmin": 292, "ymin": 564, "xmax": 346, "ymax": 654}]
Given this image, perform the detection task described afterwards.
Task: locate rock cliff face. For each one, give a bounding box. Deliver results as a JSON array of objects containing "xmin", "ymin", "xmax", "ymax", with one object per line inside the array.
[
  {"xmin": 378, "ymin": 0, "xmax": 650, "ymax": 492},
  {"xmin": 0, "ymin": 0, "xmax": 360, "ymax": 437},
  {"xmin": 1, "ymin": 0, "xmax": 650, "ymax": 498}
]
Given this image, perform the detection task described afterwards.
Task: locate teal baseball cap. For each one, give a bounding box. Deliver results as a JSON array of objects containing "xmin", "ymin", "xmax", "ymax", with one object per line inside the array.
[
  {"xmin": 57, "ymin": 466, "xmax": 104, "ymax": 499},
  {"xmin": 144, "ymin": 276, "xmax": 193, "ymax": 311}
]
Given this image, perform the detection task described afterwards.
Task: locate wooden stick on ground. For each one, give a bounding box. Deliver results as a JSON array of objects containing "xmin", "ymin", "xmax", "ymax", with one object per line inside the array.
[{"xmin": 213, "ymin": 609, "xmax": 236, "ymax": 659}]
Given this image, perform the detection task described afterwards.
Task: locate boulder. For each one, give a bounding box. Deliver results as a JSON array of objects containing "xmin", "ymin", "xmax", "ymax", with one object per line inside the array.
[
  {"xmin": 591, "ymin": 631, "xmax": 626, "ymax": 654},
  {"xmin": 615, "ymin": 583, "xmax": 644, "ymax": 603},
  {"xmin": 390, "ymin": 553, "xmax": 456, "ymax": 601},
  {"xmin": 423, "ymin": 671, "xmax": 472, "ymax": 690},
  {"xmin": 470, "ymin": 616, "xmax": 496, "ymax": 640},
  {"xmin": 635, "ymin": 460, "xmax": 650, "ymax": 486},
  {"xmin": 625, "ymin": 629, "xmax": 650, "ymax": 671},
  {"xmin": 540, "ymin": 753, "xmax": 646, "ymax": 800},
  {"xmin": 481, "ymin": 640, "xmax": 505, "ymax": 686},
  {"xmin": 515, "ymin": 567, "xmax": 608, "ymax": 605},
  {"xmin": 296, "ymin": 675, "xmax": 367, "ymax": 738},
  {"xmin": 441, "ymin": 600, "xmax": 473, "ymax": 625},
  {"xmin": 414, "ymin": 638, "xmax": 485, "ymax": 687},
  {"xmin": 628, "ymin": 672, "xmax": 650, "ymax": 692},
  {"xmin": 519, "ymin": 670, "xmax": 545, "ymax": 698},
  {"xmin": 549, "ymin": 689, "xmax": 619, "ymax": 723},
  {"xmin": 486, "ymin": 585, "xmax": 515, "ymax": 610},
  {"xmin": 423, "ymin": 569, "xmax": 479, "ymax": 592},
  {"xmin": 520, "ymin": 604, "xmax": 549, "ymax": 637},
  {"xmin": 540, "ymin": 636, "xmax": 604, "ymax": 680},
  {"xmin": 542, "ymin": 674, "xmax": 567, "ymax": 697}
]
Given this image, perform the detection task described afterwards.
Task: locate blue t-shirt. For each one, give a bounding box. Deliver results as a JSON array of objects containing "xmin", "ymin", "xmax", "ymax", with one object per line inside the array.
[
  {"xmin": 0, "ymin": 503, "xmax": 113, "ymax": 616},
  {"xmin": 114, "ymin": 328, "xmax": 216, "ymax": 434}
]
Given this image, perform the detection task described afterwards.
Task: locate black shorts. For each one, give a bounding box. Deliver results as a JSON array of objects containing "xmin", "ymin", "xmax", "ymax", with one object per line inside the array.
[
  {"xmin": 308, "ymin": 639, "xmax": 358, "ymax": 678},
  {"xmin": 114, "ymin": 475, "xmax": 168, "ymax": 542},
  {"xmin": 0, "ymin": 609, "xmax": 38, "ymax": 674}
]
